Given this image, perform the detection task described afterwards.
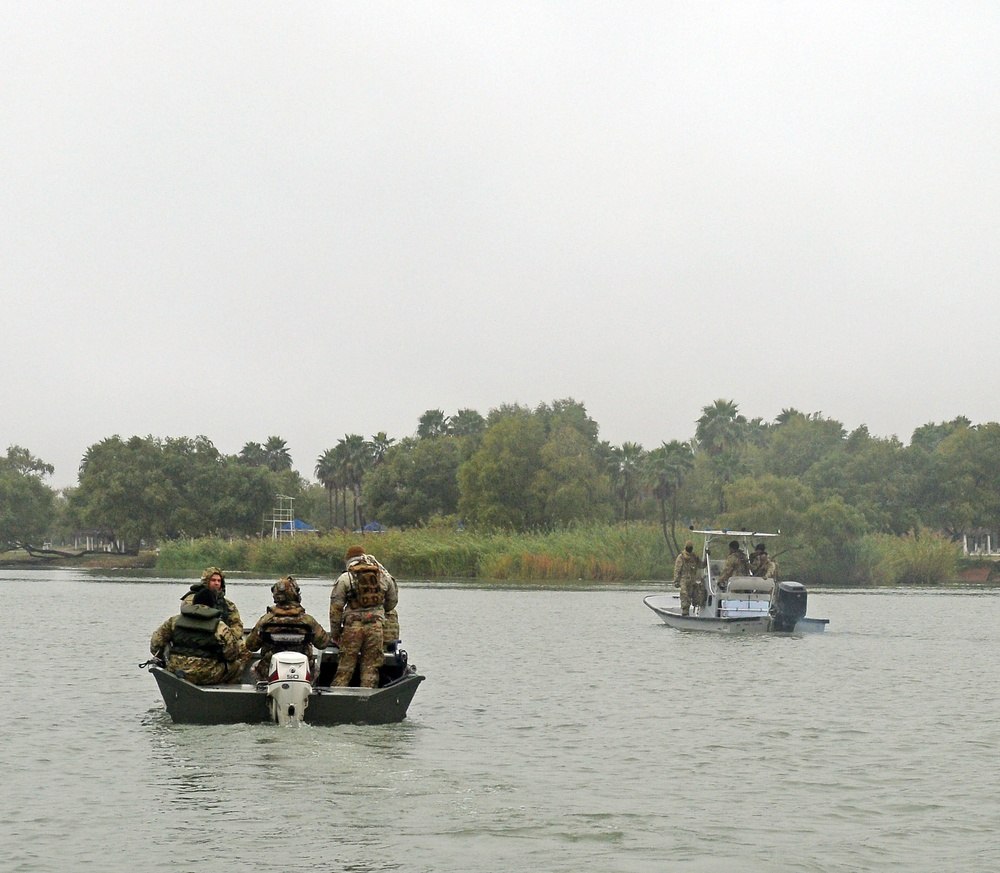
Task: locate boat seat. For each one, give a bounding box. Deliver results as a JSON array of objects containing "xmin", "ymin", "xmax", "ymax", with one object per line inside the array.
[{"xmin": 721, "ymin": 576, "xmax": 774, "ymax": 597}]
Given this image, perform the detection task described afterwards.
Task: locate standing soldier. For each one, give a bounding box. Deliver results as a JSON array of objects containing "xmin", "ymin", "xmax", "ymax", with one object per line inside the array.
[
  {"xmin": 673, "ymin": 540, "xmax": 706, "ymax": 616},
  {"xmin": 716, "ymin": 540, "xmax": 751, "ymax": 591},
  {"xmin": 363, "ymin": 551, "xmax": 401, "ymax": 646},
  {"xmin": 150, "ymin": 587, "xmax": 245, "ymax": 685},
  {"xmin": 329, "ymin": 546, "xmax": 398, "ymax": 687}
]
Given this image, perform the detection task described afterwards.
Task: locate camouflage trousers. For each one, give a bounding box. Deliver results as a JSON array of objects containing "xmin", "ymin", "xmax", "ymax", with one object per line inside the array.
[
  {"xmin": 334, "ymin": 616, "xmax": 384, "ymax": 688},
  {"xmin": 167, "ymin": 654, "xmax": 243, "ymax": 686},
  {"xmin": 383, "ymin": 609, "xmax": 400, "ymax": 644},
  {"xmin": 679, "ymin": 579, "xmax": 707, "ymax": 613}
]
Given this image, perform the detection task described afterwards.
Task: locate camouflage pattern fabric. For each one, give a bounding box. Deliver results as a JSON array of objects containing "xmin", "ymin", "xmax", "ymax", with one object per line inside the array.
[
  {"xmin": 245, "ymin": 602, "xmax": 331, "ymax": 680},
  {"xmin": 182, "ymin": 586, "xmax": 244, "ymax": 638},
  {"xmin": 329, "ymin": 563, "xmax": 397, "ymax": 637},
  {"xmin": 383, "ymin": 609, "xmax": 400, "ymax": 644},
  {"xmin": 150, "ymin": 614, "xmax": 245, "ymax": 686},
  {"xmin": 333, "ymin": 616, "xmax": 384, "ymax": 688},
  {"xmin": 163, "ymin": 653, "xmax": 244, "ymax": 685},
  {"xmin": 673, "ymin": 550, "xmax": 706, "ymax": 613},
  {"xmin": 717, "ymin": 549, "xmax": 751, "ymax": 587}
]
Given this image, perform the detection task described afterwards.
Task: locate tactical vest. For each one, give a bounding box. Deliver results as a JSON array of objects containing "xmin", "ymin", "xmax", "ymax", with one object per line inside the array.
[
  {"xmin": 185, "ymin": 586, "xmax": 235, "ymax": 626},
  {"xmin": 347, "ymin": 564, "xmax": 384, "ymax": 609},
  {"xmin": 171, "ymin": 605, "xmax": 224, "ymax": 659},
  {"xmin": 260, "ymin": 620, "xmax": 314, "ymax": 654}
]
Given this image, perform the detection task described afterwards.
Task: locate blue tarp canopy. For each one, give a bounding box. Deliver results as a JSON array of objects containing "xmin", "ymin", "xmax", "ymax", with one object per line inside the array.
[
  {"xmin": 363, "ymin": 521, "xmax": 386, "ymax": 532},
  {"xmin": 280, "ymin": 519, "xmax": 317, "ymax": 531}
]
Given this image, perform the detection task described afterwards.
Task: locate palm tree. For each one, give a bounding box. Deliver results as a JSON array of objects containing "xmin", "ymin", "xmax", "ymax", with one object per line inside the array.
[
  {"xmin": 237, "ymin": 441, "xmax": 266, "ymax": 467},
  {"xmin": 371, "ymin": 432, "xmax": 395, "ymax": 465},
  {"xmin": 695, "ymin": 399, "xmax": 747, "ymax": 455},
  {"xmin": 315, "ymin": 448, "xmax": 340, "ymax": 528},
  {"xmin": 262, "ymin": 436, "xmax": 292, "ymax": 472},
  {"xmin": 451, "ymin": 408, "xmax": 486, "ymax": 438},
  {"xmin": 339, "ymin": 434, "xmax": 372, "ymax": 529},
  {"xmin": 610, "ymin": 442, "xmax": 646, "ymax": 523},
  {"xmin": 645, "ymin": 440, "xmax": 695, "ymax": 555},
  {"xmin": 696, "ymin": 399, "xmax": 749, "ymax": 513},
  {"xmin": 417, "ymin": 409, "xmax": 450, "ymax": 439}
]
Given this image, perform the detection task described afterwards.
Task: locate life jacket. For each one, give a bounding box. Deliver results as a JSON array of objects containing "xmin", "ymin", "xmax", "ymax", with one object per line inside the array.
[
  {"xmin": 347, "ymin": 563, "xmax": 385, "ymax": 609},
  {"xmin": 184, "ymin": 584, "xmax": 236, "ymax": 627},
  {"xmin": 171, "ymin": 603, "xmax": 224, "ymax": 659}
]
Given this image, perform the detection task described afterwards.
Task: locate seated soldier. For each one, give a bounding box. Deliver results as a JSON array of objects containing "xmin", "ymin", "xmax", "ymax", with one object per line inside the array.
[
  {"xmin": 181, "ymin": 566, "xmax": 244, "ymax": 637},
  {"xmin": 150, "ymin": 587, "xmax": 245, "ymax": 685},
  {"xmin": 245, "ymin": 576, "xmax": 331, "ymax": 681}
]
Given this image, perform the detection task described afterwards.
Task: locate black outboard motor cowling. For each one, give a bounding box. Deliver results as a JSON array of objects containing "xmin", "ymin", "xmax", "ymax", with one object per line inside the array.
[{"xmin": 769, "ymin": 581, "xmax": 808, "ymax": 632}]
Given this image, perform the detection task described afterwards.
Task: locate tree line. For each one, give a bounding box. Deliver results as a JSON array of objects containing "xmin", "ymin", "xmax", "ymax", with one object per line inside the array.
[{"xmin": 2, "ymin": 399, "xmax": 998, "ymax": 578}]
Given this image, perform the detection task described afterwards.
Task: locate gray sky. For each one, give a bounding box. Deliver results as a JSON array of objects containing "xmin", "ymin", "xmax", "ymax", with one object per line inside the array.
[{"xmin": 3, "ymin": 3, "xmax": 998, "ymax": 489}]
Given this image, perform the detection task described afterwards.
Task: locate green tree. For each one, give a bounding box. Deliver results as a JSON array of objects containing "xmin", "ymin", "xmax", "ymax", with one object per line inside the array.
[
  {"xmin": 341, "ymin": 434, "xmax": 373, "ymax": 529},
  {"xmin": 72, "ymin": 436, "xmax": 181, "ymax": 550},
  {"xmin": 758, "ymin": 411, "xmax": 846, "ymax": 478},
  {"xmin": 0, "ymin": 446, "xmax": 56, "ymax": 546},
  {"xmin": 315, "ymin": 447, "xmax": 341, "ymax": 528},
  {"xmin": 371, "ymin": 432, "xmax": 396, "ymax": 465},
  {"xmin": 238, "ymin": 441, "xmax": 266, "ymax": 467},
  {"xmin": 450, "ymin": 408, "xmax": 486, "ymax": 439},
  {"xmin": 262, "ymin": 436, "xmax": 293, "ymax": 472},
  {"xmin": 417, "ymin": 409, "xmax": 450, "ymax": 439},
  {"xmin": 695, "ymin": 399, "xmax": 749, "ymax": 512},
  {"xmin": 363, "ymin": 436, "xmax": 462, "ymax": 526},
  {"xmin": 458, "ymin": 411, "xmax": 547, "ymax": 528},
  {"xmin": 610, "ymin": 442, "xmax": 646, "ymax": 523},
  {"xmin": 533, "ymin": 425, "xmax": 612, "ymax": 525},
  {"xmin": 916, "ymin": 423, "xmax": 1000, "ymax": 540},
  {"xmin": 645, "ymin": 440, "xmax": 695, "ymax": 555}
]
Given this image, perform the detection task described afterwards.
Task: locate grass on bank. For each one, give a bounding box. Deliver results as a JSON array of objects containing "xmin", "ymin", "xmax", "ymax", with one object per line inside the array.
[
  {"xmin": 157, "ymin": 523, "xmax": 674, "ymax": 581},
  {"xmin": 155, "ymin": 523, "xmax": 969, "ymax": 585}
]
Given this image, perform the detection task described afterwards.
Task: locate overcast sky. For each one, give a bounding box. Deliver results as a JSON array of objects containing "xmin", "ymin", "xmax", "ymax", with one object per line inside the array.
[{"xmin": 3, "ymin": 3, "xmax": 998, "ymax": 488}]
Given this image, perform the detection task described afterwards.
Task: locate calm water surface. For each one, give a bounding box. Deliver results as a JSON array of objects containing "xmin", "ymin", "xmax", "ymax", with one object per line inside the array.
[{"xmin": 2, "ymin": 569, "xmax": 998, "ymax": 872}]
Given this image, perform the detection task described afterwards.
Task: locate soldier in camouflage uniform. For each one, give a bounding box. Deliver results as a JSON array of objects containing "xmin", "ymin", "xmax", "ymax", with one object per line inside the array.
[
  {"xmin": 716, "ymin": 540, "xmax": 751, "ymax": 591},
  {"xmin": 181, "ymin": 566, "xmax": 244, "ymax": 638},
  {"xmin": 150, "ymin": 587, "xmax": 245, "ymax": 685},
  {"xmin": 329, "ymin": 545, "xmax": 398, "ymax": 687},
  {"xmin": 751, "ymin": 545, "xmax": 778, "ymax": 583},
  {"xmin": 245, "ymin": 576, "xmax": 331, "ymax": 680},
  {"xmin": 360, "ymin": 551, "xmax": 401, "ymax": 645},
  {"xmin": 673, "ymin": 540, "xmax": 706, "ymax": 616}
]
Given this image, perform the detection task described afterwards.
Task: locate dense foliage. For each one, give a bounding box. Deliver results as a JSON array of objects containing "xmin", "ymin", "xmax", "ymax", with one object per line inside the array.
[
  {"xmin": 0, "ymin": 446, "xmax": 56, "ymax": 546},
  {"xmin": 5, "ymin": 399, "xmax": 998, "ymax": 583}
]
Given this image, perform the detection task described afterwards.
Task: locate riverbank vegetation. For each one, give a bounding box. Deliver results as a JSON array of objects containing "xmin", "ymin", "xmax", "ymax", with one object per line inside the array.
[{"xmin": 3, "ymin": 399, "xmax": 997, "ymax": 584}]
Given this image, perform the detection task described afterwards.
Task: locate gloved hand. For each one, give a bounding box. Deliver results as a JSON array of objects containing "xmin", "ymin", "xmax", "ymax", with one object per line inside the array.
[{"xmin": 674, "ymin": 581, "xmax": 680, "ymax": 588}]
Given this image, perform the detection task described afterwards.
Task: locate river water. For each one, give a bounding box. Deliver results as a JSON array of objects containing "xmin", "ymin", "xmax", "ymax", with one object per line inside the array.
[{"xmin": 3, "ymin": 569, "xmax": 998, "ymax": 872}]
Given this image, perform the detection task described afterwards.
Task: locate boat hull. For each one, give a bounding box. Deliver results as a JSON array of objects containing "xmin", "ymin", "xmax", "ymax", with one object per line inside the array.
[
  {"xmin": 643, "ymin": 594, "xmax": 828, "ymax": 634},
  {"xmin": 150, "ymin": 666, "xmax": 424, "ymax": 725}
]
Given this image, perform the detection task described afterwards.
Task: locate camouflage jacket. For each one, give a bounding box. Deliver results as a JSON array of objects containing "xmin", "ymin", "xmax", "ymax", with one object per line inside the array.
[
  {"xmin": 673, "ymin": 550, "xmax": 705, "ymax": 586},
  {"xmin": 717, "ymin": 549, "xmax": 751, "ymax": 584}
]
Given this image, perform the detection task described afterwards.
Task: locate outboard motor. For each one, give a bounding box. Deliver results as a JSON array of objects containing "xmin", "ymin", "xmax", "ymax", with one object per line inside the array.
[
  {"xmin": 768, "ymin": 581, "xmax": 808, "ymax": 632},
  {"xmin": 266, "ymin": 651, "xmax": 312, "ymax": 725}
]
